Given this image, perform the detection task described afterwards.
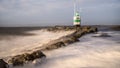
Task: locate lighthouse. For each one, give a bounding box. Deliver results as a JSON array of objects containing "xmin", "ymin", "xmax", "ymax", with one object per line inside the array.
[{"xmin": 73, "ymin": 0, "xmax": 81, "ymax": 27}]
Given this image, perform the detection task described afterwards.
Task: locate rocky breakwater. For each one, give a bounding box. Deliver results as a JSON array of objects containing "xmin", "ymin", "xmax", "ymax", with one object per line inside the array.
[
  {"xmin": 36, "ymin": 26, "xmax": 98, "ymax": 51},
  {"xmin": 4, "ymin": 26, "xmax": 97, "ymax": 67},
  {"xmin": 8, "ymin": 50, "xmax": 46, "ymax": 66}
]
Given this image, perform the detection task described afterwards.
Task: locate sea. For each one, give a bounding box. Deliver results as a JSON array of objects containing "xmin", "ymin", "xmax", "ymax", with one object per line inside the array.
[{"xmin": 0, "ymin": 26, "xmax": 120, "ymax": 68}]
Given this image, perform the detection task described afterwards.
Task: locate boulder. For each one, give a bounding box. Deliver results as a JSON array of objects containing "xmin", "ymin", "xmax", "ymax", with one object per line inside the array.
[
  {"xmin": 62, "ymin": 36, "xmax": 79, "ymax": 44},
  {"xmin": 46, "ymin": 26, "xmax": 75, "ymax": 32},
  {"xmin": 32, "ymin": 57, "xmax": 46, "ymax": 65},
  {"xmin": 45, "ymin": 42, "xmax": 65, "ymax": 50},
  {"xmin": 0, "ymin": 59, "xmax": 9, "ymax": 68},
  {"xmin": 74, "ymin": 31, "xmax": 84, "ymax": 38},
  {"xmin": 56, "ymin": 33, "xmax": 78, "ymax": 45},
  {"xmin": 89, "ymin": 27, "xmax": 98, "ymax": 33},
  {"xmin": 8, "ymin": 51, "xmax": 46, "ymax": 66}
]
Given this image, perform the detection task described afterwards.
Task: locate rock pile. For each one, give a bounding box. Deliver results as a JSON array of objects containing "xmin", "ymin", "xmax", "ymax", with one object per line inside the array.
[
  {"xmin": 46, "ymin": 26, "xmax": 75, "ymax": 32},
  {"xmin": 8, "ymin": 50, "xmax": 46, "ymax": 66},
  {"xmin": 41, "ymin": 26, "xmax": 98, "ymax": 50},
  {"xmin": 0, "ymin": 59, "xmax": 9, "ymax": 68},
  {"xmin": 42, "ymin": 42, "xmax": 66, "ymax": 50},
  {"xmin": 5, "ymin": 26, "xmax": 98, "ymax": 67}
]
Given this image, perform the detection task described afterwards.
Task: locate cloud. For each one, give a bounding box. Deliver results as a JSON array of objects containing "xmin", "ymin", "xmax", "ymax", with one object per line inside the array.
[
  {"xmin": 0, "ymin": 0, "xmax": 120, "ymax": 26},
  {"xmin": 0, "ymin": 0, "xmax": 73, "ymax": 17}
]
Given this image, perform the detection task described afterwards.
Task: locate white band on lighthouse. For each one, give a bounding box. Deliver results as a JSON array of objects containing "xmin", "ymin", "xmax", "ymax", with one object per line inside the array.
[{"xmin": 73, "ymin": 0, "xmax": 81, "ymax": 26}]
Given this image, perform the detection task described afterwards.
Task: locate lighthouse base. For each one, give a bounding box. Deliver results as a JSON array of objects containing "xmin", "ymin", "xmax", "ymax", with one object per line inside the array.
[
  {"xmin": 75, "ymin": 25, "xmax": 80, "ymax": 27},
  {"xmin": 74, "ymin": 25, "xmax": 81, "ymax": 31}
]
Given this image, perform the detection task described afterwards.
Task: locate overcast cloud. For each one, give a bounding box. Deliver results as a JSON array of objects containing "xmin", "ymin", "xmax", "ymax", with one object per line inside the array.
[{"xmin": 0, "ymin": 0, "xmax": 120, "ymax": 27}]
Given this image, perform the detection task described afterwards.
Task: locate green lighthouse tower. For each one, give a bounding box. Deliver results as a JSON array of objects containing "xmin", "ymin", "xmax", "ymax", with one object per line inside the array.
[{"xmin": 73, "ymin": 0, "xmax": 81, "ymax": 27}]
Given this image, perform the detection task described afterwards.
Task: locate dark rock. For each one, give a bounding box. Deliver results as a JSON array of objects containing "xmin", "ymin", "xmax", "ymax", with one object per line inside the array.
[
  {"xmin": 45, "ymin": 42, "xmax": 65, "ymax": 50},
  {"xmin": 30, "ymin": 50, "xmax": 46, "ymax": 60},
  {"xmin": 32, "ymin": 57, "xmax": 46, "ymax": 65},
  {"xmin": 62, "ymin": 36, "xmax": 79, "ymax": 44},
  {"xmin": 46, "ymin": 26, "xmax": 97, "ymax": 45},
  {"xmin": 81, "ymin": 27, "xmax": 89, "ymax": 32},
  {"xmin": 8, "ymin": 51, "xmax": 46, "ymax": 66},
  {"xmin": 74, "ymin": 31, "xmax": 83, "ymax": 38},
  {"xmin": 0, "ymin": 59, "xmax": 9, "ymax": 68},
  {"xmin": 46, "ymin": 26, "xmax": 75, "ymax": 32},
  {"xmin": 80, "ymin": 26, "xmax": 98, "ymax": 33},
  {"xmin": 45, "ymin": 26, "xmax": 97, "ymax": 33},
  {"xmin": 89, "ymin": 27, "xmax": 98, "ymax": 33}
]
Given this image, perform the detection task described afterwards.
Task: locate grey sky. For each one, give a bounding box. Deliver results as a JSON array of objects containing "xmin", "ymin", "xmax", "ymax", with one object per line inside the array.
[{"xmin": 0, "ymin": 0, "xmax": 120, "ymax": 27}]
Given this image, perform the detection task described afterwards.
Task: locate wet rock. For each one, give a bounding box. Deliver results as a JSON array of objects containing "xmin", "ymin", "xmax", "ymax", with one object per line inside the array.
[
  {"xmin": 62, "ymin": 36, "xmax": 79, "ymax": 44},
  {"xmin": 89, "ymin": 27, "xmax": 98, "ymax": 33},
  {"xmin": 46, "ymin": 26, "xmax": 97, "ymax": 46},
  {"xmin": 45, "ymin": 42, "xmax": 65, "ymax": 50},
  {"xmin": 8, "ymin": 51, "xmax": 46, "ymax": 66},
  {"xmin": 81, "ymin": 26, "xmax": 97, "ymax": 33},
  {"xmin": 74, "ymin": 31, "xmax": 84, "ymax": 38},
  {"xmin": 26, "ymin": 50, "xmax": 46, "ymax": 61},
  {"xmin": 0, "ymin": 59, "xmax": 9, "ymax": 68},
  {"xmin": 46, "ymin": 26, "xmax": 97, "ymax": 33},
  {"xmin": 32, "ymin": 57, "xmax": 46, "ymax": 65},
  {"xmin": 46, "ymin": 26, "xmax": 75, "ymax": 32},
  {"xmin": 62, "ymin": 26, "xmax": 97, "ymax": 44}
]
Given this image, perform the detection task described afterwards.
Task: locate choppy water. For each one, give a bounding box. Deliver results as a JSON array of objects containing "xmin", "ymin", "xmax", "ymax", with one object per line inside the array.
[{"xmin": 11, "ymin": 30, "xmax": 120, "ymax": 68}]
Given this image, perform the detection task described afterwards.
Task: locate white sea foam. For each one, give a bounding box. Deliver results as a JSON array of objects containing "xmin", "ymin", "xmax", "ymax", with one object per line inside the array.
[
  {"xmin": 0, "ymin": 29, "xmax": 74, "ymax": 58},
  {"xmin": 37, "ymin": 31, "xmax": 120, "ymax": 68},
  {"xmin": 1, "ymin": 29, "xmax": 120, "ymax": 68}
]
